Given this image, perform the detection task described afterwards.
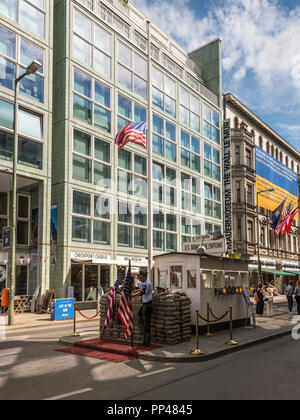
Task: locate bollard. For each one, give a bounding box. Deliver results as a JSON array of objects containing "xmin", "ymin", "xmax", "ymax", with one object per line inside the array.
[
  {"xmin": 226, "ymin": 306, "xmax": 238, "ymax": 346},
  {"xmin": 190, "ymin": 310, "xmax": 205, "ymax": 356},
  {"xmin": 205, "ymin": 303, "xmax": 213, "ymax": 337},
  {"xmin": 69, "ymin": 303, "xmax": 80, "ymax": 338}
]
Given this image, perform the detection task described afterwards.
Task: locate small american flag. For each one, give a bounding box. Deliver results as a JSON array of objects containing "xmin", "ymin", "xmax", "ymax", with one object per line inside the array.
[
  {"xmin": 103, "ymin": 271, "xmax": 123, "ymax": 330},
  {"xmin": 115, "ymin": 121, "xmax": 146, "ymax": 151},
  {"xmin": 275, "ymin": 203, "xmax": 293, "ymax": 235},
  {"xmin": 118, "ymin": 262, "xmax": 133, "ymax": 339}
]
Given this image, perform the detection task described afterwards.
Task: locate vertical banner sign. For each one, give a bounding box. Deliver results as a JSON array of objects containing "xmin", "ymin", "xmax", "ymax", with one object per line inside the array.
[
  {"xmin": 50, "ymin": 204, "xmax": 58, "ymax": 271},
  {"xmin": 223, "ymin": 119, "xmax": 233, "ymax": 253},
  {"xmin": 30, "ymin": 208, "xmax": 39, "ymax": 272}
]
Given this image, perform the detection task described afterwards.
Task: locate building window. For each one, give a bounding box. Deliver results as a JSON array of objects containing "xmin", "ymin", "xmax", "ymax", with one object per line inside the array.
[
  {"xmin": 73, "ymin": 68, "xmax": 111, "ymax": 133},
  {"xmin": 0, "ymin": 99, "xmax": 43, "ymax": 169},
  {"xmin": 181, "ymin": 173, "xmax": 201, "ymax": 214},
  {"xmin": 117, "ymin": 40, "xmax": 148, "ymax": 100},
  {"xmin": 117, "ymin": 94, "xmax": 146, "ymax": 131},
  {"xmin": 204, "ymin": 183, "xmax": 221, "ymax": 219},
  {"xmin": 117, "ymin": 201, "xmax": 147, "ymax": 249},
  {"xmin": 72, "ymin": 190, "xmax": 111, "ymax": 244},
  {"xmin": 182, "ymin": 217, "xmax": 201, "ymax": 245},
  {"xmin": 237, "ymin": 218, "xmax": 242, "ymax": 241},
  {"xmin": 180, "ymin": 130, "xmax": 201, "ymax": 172},
  {"xmin": 153, "ymin": 211, "xmax": 177, "ymax": 252},
  {"xmin": 118, "ymin": 149, "xmax": 147, "ymax": 199},
  {"xmin": 152, "ymin": 66, "xmax": 176, "ymax": 118},
  {"xmin": 0, "ymin": 192, "xmax": 8, "ymax": 236},
  {"xmin": 17, "ymin": 194, "xmax": 30, "ymax": 245},
  {"xmin": 203, "ymin": 103, "xmax": 220, "ymax": 144},
  {"xmin": 72, "ymin": 129, "xmax": 111, "ymax": 187},
  {"xmin": 0, "ymin": 24, "xmax": 44, "ymax": 102},
  {"xmin": 73, "ymin": 8, "xmax": 112, "ymax": 79},
  {"xmin": 180, "ymin": 87, "xmax": 200, "ymax": 133},
  {"xmin": 235, "ymin": 145, "xmax": 240, "ymax": 165},
  {"xmin": 153, "ymin": 163, "xmax": 176, "ymax": 207},
  {"xmin": 153, "ymin": 114, "xmax": 176, "ymax": 161},
  {"xmin": 236, "ymin": 181, "xmax": 241, "ymax": 203},
  {"xmin": 205, "ymin": 223, "xmax": 222, "ymax": 235},
  {"xmin": 0, "ymin": 0, "xmax": 45, "ymax": 38},
  {"xmin": 245, "ymin": 148, "xmax": 252, "ymax": 168},
  {"xmin": 247, "ymin": 220, "xmax": 254, "ymax": 243},
  {"xmin": 246, "ymin": 184, "xmax": 253, "ymax": 205},
  {"xmin": 204, "ymin": 143, "xmax": 220, "ymax": 181}
]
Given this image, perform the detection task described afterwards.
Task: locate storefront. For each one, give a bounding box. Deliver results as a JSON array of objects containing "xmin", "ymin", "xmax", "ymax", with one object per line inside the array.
[
  {"xmin": 70, "ymin": 252, "xmax": 149, "ymax": 302},
  {"xmin": 0, "ymin": 252, "xmax": 31, "ymax": 295}
]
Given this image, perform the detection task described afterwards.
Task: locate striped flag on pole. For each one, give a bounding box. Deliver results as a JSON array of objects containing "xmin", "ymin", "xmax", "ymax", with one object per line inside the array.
[
  {"xmin": 118, "ymin": 261, "xmax": 133, "ymax": 339},
  {"xmin": 102, "ymin": 271, "xmax": 123, "ymax": 334},
  {"xmin": 115, "ymin": 121, "xmax": 146, "ymax": 151}
]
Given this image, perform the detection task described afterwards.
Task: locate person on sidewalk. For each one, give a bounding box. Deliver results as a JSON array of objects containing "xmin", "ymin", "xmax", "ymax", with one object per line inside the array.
[
  {"xmin": 294, "ymin": 280, "xmax": 300, "ymax": 316},
  {"xmin": 131, "ymin": 272, "xmax": 153, "ymax": 347},
  {"xmin": 286, "ymin": 281, "xmax": 294, "ymax": 314},
  {"xmin": 255, "ymin": 285, "xmax": 265, "ymax": 317},
  {"xmin": 265, "ymin": 283, "xmax": 277, "ymax": 317}
]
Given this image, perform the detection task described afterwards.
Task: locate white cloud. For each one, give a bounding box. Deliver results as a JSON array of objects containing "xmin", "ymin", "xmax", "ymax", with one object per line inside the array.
[{"xmin": 133, "ymin": 0, "xmax": 300, "ymax": 100}]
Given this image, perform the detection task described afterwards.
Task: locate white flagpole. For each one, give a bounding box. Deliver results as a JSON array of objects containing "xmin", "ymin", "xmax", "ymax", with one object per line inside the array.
[{"xmin": 147, "ymin": 21, "xmax": 153, "ymax": 282}]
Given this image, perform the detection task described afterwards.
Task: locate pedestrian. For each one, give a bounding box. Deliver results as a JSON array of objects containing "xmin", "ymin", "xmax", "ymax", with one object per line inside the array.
[
  {"xmin": 131, "ymin": 271, "xmax": 153, "ymax": 347},
  {"xmin": 255, "ymin": 284, "xmax": 265, "ymax": 317},
  {"xmin": 265, "ymin": 283, "xmax": 277, "ymax": 317},
  {"xmin": 294, "ymin": 280, "xmax": 300, "ymax": 316},
  {"xmin": 286, "ymin": 280, "xmax": 294, "ymax": 314}
]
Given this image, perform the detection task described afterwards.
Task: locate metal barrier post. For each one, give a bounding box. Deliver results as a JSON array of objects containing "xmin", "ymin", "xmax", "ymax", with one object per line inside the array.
[
  {"xmin": 205, "ymin": 303, "xmax": 213, "ymax": 337},
  {"xmin": 190, "ymin": 310, "xmax": 205, "ymax": 356},
  {"xmin": 69, "ymin": 303, "xmax": 80, "ymax": 338},
  {"xmin": 226, "ymin": 306, "xmax": 238, "ymax": 346}
]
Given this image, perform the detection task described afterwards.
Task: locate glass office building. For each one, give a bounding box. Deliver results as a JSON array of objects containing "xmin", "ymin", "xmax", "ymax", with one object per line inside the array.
[{"xmin": 0, "ymin": 0, "xmax": 223, "ymax": 302}]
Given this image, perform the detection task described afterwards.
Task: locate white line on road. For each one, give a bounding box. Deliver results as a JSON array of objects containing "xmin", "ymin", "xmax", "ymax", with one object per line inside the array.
[
  {"xmin": 137, "ymin": 367, "xmax": 176, "ymax": 378},
  {"xmin": 44, "ymin": 388, "xmax": 93, "ymax": 400}
]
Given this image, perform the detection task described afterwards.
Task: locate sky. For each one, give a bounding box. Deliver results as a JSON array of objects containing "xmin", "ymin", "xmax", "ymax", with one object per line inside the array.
[{"xmin": 133, "ymin": 0, "xmax": 300, "ymax": 151}]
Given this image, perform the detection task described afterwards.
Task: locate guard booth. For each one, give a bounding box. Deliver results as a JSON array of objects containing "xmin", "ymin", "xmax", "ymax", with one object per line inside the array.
[{"xmin": 153, "ymin": 253, "xmax": 250, "ymax": 331}]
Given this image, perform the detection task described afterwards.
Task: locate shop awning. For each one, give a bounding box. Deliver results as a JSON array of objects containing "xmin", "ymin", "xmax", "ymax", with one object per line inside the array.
[{"xmin": 249, "ymin": 268, "xmax": 296, "ymax": 276}]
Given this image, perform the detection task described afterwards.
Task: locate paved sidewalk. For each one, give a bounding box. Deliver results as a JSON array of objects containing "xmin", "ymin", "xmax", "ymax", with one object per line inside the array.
[
  {"xmin": 1, "ymin": 309, "xmax": 99, "ymax": 332},
  {"xmin": 60, "ymin": 298, "xmax": 299, "ymax": 363}
]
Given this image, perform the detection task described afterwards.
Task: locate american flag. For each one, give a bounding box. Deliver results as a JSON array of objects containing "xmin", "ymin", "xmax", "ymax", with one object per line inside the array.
[
  {"xmin": 103, "ymin": 271, "xmax": 123, "ymax": 330},
  {"xmin": 275, "ymin": 203, "xmax": 293, "ymax": 235},
  {"xmin": 115, "ymin": 121, "xmax": 146, "ymax": 151},
  {"xmin": 118, "ymin": 262, "xmax": 133, "ymax": 339}
]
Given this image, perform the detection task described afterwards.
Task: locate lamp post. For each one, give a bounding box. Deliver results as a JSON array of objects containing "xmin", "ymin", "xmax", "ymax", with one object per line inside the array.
[
  {"xmin": 8, "ymin": 61, "xmax": 42, "ymax": 326},
  {"xmin": 256, "ymin": 188, "xmax": 275, "ymax": 285}
]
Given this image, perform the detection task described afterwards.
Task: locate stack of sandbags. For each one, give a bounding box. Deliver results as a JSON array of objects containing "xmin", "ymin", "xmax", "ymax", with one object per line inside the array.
[{"xmin": 99, "ymin": 291, "xmax": 192, "ymax": 345}]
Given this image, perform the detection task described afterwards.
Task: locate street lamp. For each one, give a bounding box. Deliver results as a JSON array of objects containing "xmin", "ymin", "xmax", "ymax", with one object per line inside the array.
[
  {"xmin": 256, "ymin": 187, "xmax": 275, "ymax": 285},
  {"xmin": 8, "ymin": 60, "xmax": 42, "ymax": 326}
]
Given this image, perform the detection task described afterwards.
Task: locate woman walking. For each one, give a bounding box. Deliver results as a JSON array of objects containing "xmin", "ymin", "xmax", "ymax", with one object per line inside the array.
[
  {"xmin": 294, "ymin": 280, "xmax": 300, "ymax": 316},
  {"xmin": 286, "ymin": 281, "xmax": 294, "ymax": 314},
  {"xmin": 255, "ymin": 285, "xmax": 265, "ymax": 317},
  {"xmin": 265, "ymin": 283, "xmax": 277, "ymax": 317}
]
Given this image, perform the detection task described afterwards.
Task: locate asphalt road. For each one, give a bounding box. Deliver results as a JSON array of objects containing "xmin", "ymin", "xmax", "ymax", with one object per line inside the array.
[{"xmin": 0, "ymin": 321, "xmax": 299, "ymax": 401}]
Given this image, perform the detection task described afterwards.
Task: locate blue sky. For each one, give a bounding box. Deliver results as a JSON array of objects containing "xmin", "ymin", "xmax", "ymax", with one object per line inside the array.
[{"xmin": 134, "ymin": 0, "xmax": 300, "ymax": 151}]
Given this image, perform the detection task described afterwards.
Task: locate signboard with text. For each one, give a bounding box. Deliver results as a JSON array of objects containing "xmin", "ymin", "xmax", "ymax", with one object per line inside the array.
[{"xmin": 223, "ymin": 119, "xmax": 233, "ymax": 252}]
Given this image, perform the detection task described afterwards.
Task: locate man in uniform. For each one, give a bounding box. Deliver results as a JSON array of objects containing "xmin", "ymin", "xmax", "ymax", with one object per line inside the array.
[{"xmin": 131, "ymin": 271, "xmax": 153, "ymax": 347}]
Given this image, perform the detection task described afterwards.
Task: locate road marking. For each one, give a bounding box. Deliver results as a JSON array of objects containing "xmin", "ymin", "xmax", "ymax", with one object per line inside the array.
[
  {"xmin": 45, "ymin": 388, "xmax": 93, "ymax": 400},
  {"xmin": 137, "ymin": 367, "xmax": 176, "ymax": 378}
]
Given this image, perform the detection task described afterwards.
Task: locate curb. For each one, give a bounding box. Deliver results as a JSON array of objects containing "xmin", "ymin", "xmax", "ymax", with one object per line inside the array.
[
  {"xmin": 137, "ymin": 328, "xmax": 293, "ymax": 363},
  {"xmin": 58, "ymin": 327, "xmax": 293, "ymax": 363}
]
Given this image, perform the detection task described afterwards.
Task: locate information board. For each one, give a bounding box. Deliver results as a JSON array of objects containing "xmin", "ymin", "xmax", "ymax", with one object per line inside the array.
[{"xmin": 50, "ymin": 299, "xmax": 75, "ymax": 321}]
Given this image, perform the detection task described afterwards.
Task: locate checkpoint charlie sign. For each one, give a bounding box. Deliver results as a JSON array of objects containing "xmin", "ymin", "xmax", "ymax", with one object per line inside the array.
[{"xmin": 182, "ymin": 236, "xmax": 225, "ymax": 256}]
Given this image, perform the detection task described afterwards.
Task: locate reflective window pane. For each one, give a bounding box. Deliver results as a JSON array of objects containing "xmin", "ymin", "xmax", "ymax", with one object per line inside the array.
[
  {"xmin": 94, "ymin": 105, "xmax": 111, "ymax": 133},
  {"xmin": 153, "ymin": 134, "xmax": 164, "ymax": 157},
  {"xmin": 72, "ymin": 217, "xmax": 91, "ymax": 242},
  {"xmin": 94, "ymin": 49, "xmax": 111, "ymax": 79},
  {"xmin": 134, "ymin": 104, "xmax": 146, "ymax": 122},
  {"xmin": 74, "ymin": 9, "xmax": 92, "ymax": 41},
  {"xmin": 94, "ymin": 221, "xmax": 110, "ymax": 245},
  {"xmin": 0, "ymin": 0, "xmax": 17, "ymax": 21},
  {"xmin": 94, "ymin": 25, "xmax": 111, "ymax": 54},
  {"xmin": 0, "ymin": 26, "xmax": 16, "ymax": 59},
  {"xmin": 118, "ymin": 95, "xmax": 132, "ymax": 119},
  {"xmin": 166, "ymin": 122, "xmax": 176, "ymax": 142},
  {"xmin": 95, "ymin": 138, "xmax": 110, "ymax": 163},
  {"xmin": 18, "ymin": 137, "xmax": 43, "ymax": 169},
  {"xmin": 73, "ymin": 35, "xmax": 92, "ymax": 67},
  {"xmin": 94, "ymin": 196, "xmax": 110, "ymax": 220},
  {"xmin": 153, "ymin": 115, "xmax": 164, "ymax": 135},
  {"xmin": 94, "ymin": 162, "xmax": 111, "ymax": 188},
  {"xmin": 152, "ymin": 87, "xmax": 164, "ymax": 110},
  {"xmin": 0, "ymin": 192, "xmax": 8, "ymax": 216},
  {"xmin": 19, "ymin": 73, "xmax": 44, "ymax": 103},
  {"xmin": 73, "ymin": 94, "xmax": 92, "ymax": 125},
  {"xmin": 134, "ymin": 75, "xmax": 147, "ymax": 100},
  {"xmin": 20, "ymin": 38, "xmax": 44, "ymax": 73},
  {"xmin": 18, "ymin": 196, "xmax": 29, "ymax": 218},
  {"xmin": 134, "ymin": 53, "xmax": 147, "ymax": 78},
  {"xmin": 95, "ymin": 81, "xmax": 110, "ymax": 108},
  {"xmin": 134, "ymin": 155, "xmax": 146, "ymax": 176},
  {"xmin": 165, "ymin": 96, "xmax": 176, "ymax": 118},
  {"xmin": 74, "ymin": 69, "xmax": 92, "ymax": 98},
  {"xmin": 17, "ymin": 221, "xmax": 28, "ymax": 245},
  {"xmin": 73, "ymin": 191, "xmax": 91, "ymax": 216},
  {"xmin": 74, "ymin": 130, "xmax": 91, "ymax": 156},
  {"xmin": 0, "ymin": 57, "xmax": 16, "ymax": 91},
  {"xmin": 118, "ymin": 225, "xmax": 132, "ymax": 247},
  {"xmin": 0, "ymin": 99, "xmax": 14, "ymax": 130},
  {"xmin": 18, "ymin": 109, "xmax": 42, "ymax": 139},
  {"xmin": 118, "ymin": 42, "xmax": 132, "ymax": 68},
  {"xmin": 118, "ymin": 64, "xmax": 132, "ymax": 91},
  {"xmin": 20, "ymin": 0, "xmax": 45, "ymax": 38},
  {"xmin": 134, "ymin": 228, "xmax": 147, "ymax": 249},
  {"xmin": 73, "ymin": 155, "xmax": 92, "ymax": 182},
  {"xmin": 166, "ymin": 141, "xmax": 176, "ymax": 161},
  {"xmin": 152, "ymin": 67, "xmax": 163, "ymax": 90},
  {"xmin": 0, "ymin": 130, "xmax": 13, "ymax": 161}
]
